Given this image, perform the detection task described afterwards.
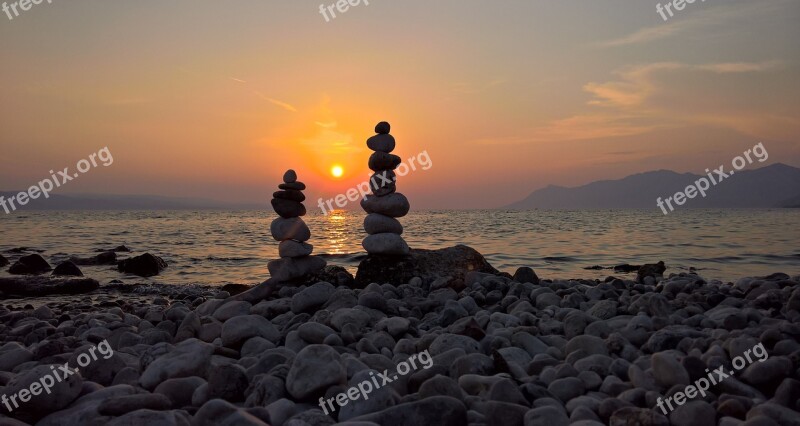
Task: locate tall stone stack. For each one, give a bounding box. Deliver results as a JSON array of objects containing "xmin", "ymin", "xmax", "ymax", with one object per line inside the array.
[
  {"xmin": 360, "ymin": 121, "xmax": 411, "ymax": 256},
  {"xmin": 268, "ymin": 169, "xmax": 326, "ymax": 281}
]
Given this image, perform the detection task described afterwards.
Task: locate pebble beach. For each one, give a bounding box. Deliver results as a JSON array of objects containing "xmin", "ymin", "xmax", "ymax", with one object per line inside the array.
[{"xmin": 1, "ymin": 263, "xmax": 800, "ymax": 426}]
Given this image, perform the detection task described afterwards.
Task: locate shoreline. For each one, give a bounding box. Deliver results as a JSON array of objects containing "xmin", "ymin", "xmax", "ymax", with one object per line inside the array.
[{"xmin": 1, "ymin": 266, "xmax": 799, "ymax": 424}]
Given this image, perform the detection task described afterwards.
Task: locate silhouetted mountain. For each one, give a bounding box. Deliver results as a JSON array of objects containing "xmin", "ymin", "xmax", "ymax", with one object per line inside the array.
[
  {"xmin": 505, "ymin": 163, "xmax": 800, "ymax": 209},
  {"xmin": 0, "ymin": 193, "xmax": 265, "ymax": 211}
]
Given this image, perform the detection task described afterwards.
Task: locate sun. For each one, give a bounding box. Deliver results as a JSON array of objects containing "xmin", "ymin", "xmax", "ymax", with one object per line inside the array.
[{"xmin": 331, "ymin": 165, "xmax": 344, "ymax": 178}]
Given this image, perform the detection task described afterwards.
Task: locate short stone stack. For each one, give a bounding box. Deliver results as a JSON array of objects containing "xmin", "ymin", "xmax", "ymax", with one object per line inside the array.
[
  {"xmin": 268, "ymin": 170, "xmax": 326, "ymax": 281},
  {"xmin": 360, "ymin": 121, "xmax": 411, "ymax": 256}
]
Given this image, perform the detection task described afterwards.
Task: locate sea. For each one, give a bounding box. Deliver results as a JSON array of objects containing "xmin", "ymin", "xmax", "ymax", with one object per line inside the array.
[{"xmin": 0, "ymin": 209, "xmax": 798, "ymax": 286}]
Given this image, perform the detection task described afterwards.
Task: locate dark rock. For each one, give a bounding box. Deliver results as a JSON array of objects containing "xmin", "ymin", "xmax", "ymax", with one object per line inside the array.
[
  {"xmin": 512, "ymin": 267, "xmax": 539, "ymax": 284},
  {"xmin": 367, "ymin": 134, "xmax": 396, "ymax": 153},
  {"xmin": 637, "ymin": 261, "xmax": 666, "ymax": 283},
  {"xmin": 614, "ymin": 264, "xmax": 641, "ymax": 273},
  {"xmin": 355, "ymin": 245, "xmax": 500, "ymax": 287},
  {"xmin": 279, "ymin": 181, "xmax": 306, "ymax": 191},
  {"xmin": 375, "ymin": 121, "xmax": 391, "ymax": 134},
  {"xmin": 0, "ymin": 254, "xmax": 8, "ymax": 267},
  {"xmin": 97, "ymin": 394, "xmax": 172, "ymax": 416},
  {"xmin": 273, "ymin": 190, "xmax": 305, "ymax": 202},
  {"xmin": 52, "ymin": 261, "xmax": 83, "ymax": 277},
  {"xmin": 368, "ymin": 152, "xmax": 402, "ymax": 172},
  {"xmin": 0, "ymin": 276, "xmax": 99, "ymax": 296},
  {"xmin": 271, "ymin": 198, "xmax": 306, "ymax": 218},
  {"xmin": 222, "ymin": 284, "xmax": 252, "ymax": 296},
  {"xmin": 609, "ymin": 407, "xmax": 669, "ymax": 426},
  {"xmin": 118, "ymin": 253, "xmax": 168, "ymax": 277},
  {"xmin": 8, "ymin": 254, "xmax": 51, "ymax": 274},
  {"xmin": 283, "ymin": 169, "xmax": 297, "ymax": 183},
  {"xmin": 370, "ymin": 170, "xmax": 397, "ymax": 195}
]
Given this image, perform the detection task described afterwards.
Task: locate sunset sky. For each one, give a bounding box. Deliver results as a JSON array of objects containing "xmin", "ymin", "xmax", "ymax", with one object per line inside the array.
[{"xmin": 1, "ymin": 0, "xmax": 798, "ymax": 209}]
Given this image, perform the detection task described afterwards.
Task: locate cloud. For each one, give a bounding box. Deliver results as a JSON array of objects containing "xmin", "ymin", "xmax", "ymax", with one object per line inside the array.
[
  {"xmin": 597, "ymin": 0, "xmax": 789, "ymax": 47},
  {"xmin": 254, "ymin": 92, "xmax": 298, "ymax": 112},
  {"xmin": 584, "ymin": 61, "xmax": 779, "ymax": 108},
  {"xmin": 472, "ymin": 59, "xmax": 787, "ymax": 145}
]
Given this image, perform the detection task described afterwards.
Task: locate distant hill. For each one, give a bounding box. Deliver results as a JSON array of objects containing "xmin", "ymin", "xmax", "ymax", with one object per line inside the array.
[
  {"xmin": 0, "ymin": 193, "xmax": 265, "ymax": 211},
  {"xmin": 505, "ymin": 163, "xmax": 800, "ymax": 210}
]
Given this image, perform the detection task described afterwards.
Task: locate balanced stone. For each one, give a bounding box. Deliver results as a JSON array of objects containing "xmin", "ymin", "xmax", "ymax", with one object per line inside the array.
[
  {"xmin": 370, "ymin": 170, "xmax": 396, "ymax": 196},
  {"xmin": 283, "ymin": 169, "xmax": 297, "ymax": 183},
  {"xmin": 364, "ymin": 213, "xmax": 404, "ymax": 235},
  {"xmin": 271, "ymin": 198, "xmax": 306, "ymax": 218},
  {"xmin": 368, "ymin": 152, "xmax": 402, "ymax": 172},
  {"xmin": 367, "ymin": 134, "xmax": 395, "ymax": 153},
  {"xmin": 362, "ymin": 233, "xmax": 410, "ymax": 256},
  {"xmin": 270, "ymin": 217, "xmax": 310, "ymax": 242},
  {"xmin": 273, "ymin": 190, "xmax": 305, "ymax": 202},
  {"xmin": 361, "ymin": 193, "xmax": 410, "ymax": 218},
  {"xmin": 375, "ymin": 121, "xmax": 391, "ymax": 134},
  {"xmin": 279, "ymin": 181, "xmax": 306, "ymax": 191},
  {"xmin": 268, "ymin": 256, "xmax": 327, "ymax": 281},
  {"xmin": 279, "ymin": 240, "xmax": 313, "ymax": 258}
]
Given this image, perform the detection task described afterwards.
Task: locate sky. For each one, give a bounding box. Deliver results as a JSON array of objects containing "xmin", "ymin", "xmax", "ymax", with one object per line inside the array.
[{"xmin": 1, "ymin": 0, "xmax": 798, "ymax": 209}]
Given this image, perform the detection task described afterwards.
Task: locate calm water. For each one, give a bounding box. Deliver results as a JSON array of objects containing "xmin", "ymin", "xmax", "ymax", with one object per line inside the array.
[{"xmin": 0, "ymin": 209, "xmax": 797, "ymax": 286}]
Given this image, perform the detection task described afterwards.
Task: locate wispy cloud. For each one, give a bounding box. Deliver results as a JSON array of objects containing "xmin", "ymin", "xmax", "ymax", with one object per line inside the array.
[
  {"xmin": 597, "ymin": 0, "xmax": 789, "ymax": 47},
  {"xmin": 254, "ymin": 91, "xmax": 298, "ymax": 112},
  {"xmin": 230, "ymin": 77, "xmax": 247, "ymax": 83}
]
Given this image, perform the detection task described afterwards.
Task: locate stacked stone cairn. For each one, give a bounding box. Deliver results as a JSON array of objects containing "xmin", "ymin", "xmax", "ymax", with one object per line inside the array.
[
  {"xmin": 360, "ymin": 121, "xmax": 411, "ymax": 255},
  {"xmin": 268, "ymin": 170, "xmax": 326, "ymax": 281}
]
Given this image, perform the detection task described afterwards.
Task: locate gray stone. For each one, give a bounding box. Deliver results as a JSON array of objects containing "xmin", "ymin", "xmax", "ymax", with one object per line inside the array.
[
  {"xmin": 193, "ymin": 399, "xmax": 269, "ymax": 426},
  {"xmin": 669, "ymin": 401, "xmax": 716, "ymax": 426},
  {"xmin": 360, "ymin": 193, "xmax": 410, "ymax": 218},
  {"xmin": 268, "ymin": 256, "xmax": 326, "ymax": 281},
  {"xmin": 221, "ymin": 315, "xmax": 280, "ymax": 347},
  {"xmin": 364, "ymin": 213, "xmax": 403, "ymax": 235},
  {"xmin": 97, "ymin": 394, "xmax": 172, "ymax": 416},
  {"xmin": 349, "ymin": 396, "xmax": 467, "ymax": 426},
  {"xmin": 291, "ymin": 282, "xmax": 336, "ymax": 313},
  {"xmin": 270, "ymin": 217, "xmax": 311, "ymax": 242},
  {"xmin": 362, "ymin": 233, "xmax": 410, "ymax": 256},
  {"xmin": 525, "ymin": 406, "xmax": 570, "ymax": 426},
  {"xmin": 139, "ymin": 339, "xmax": 214, "ymax": 390},
  {"xmin": 286, "ymin": 345, "xmax": 346, "ymax": 399},
  {"xmin": 3, "ymin": 363, "xmax": 83, "ymax": 412},
  {"xmin": 370, "ymin": 170, "xmax": 397, "ymax": 196},
  {"xmin": 279, "ymin": 240, "xmax": 313, "ymax": 258},
  {"xmin": 652, "ymin": 352, "xmax": 690, "ymax": 388},
  {"xmin": 283, "ymin": 169, "xmax": 297, "ymax": 183},
  {"xmin": 271, "ymin": 198, "xmax": 306, "ymax": 218}
]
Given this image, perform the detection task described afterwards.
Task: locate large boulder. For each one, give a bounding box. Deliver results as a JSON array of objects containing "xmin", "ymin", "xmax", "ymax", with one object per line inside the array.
[
  {"xmin": 8, "ymin": 254, "xmax": 51, "ymax": 275},
  {"xmin": 118, "ymin": 253, "xmax": 167, "ymax": 277},
  {"xmin": 0, "ymin": 254, "xmax": 9, "ymax": 267},
  {"xmin": 355, "ymin": 245, "xmax": 499, "ymax": 287}
]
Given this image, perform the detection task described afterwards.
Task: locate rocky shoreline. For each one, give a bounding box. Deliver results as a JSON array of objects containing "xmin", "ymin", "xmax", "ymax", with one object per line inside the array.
[{"xmin": 1, "ymin": 249, "xmax": 799, "ymax": 426}]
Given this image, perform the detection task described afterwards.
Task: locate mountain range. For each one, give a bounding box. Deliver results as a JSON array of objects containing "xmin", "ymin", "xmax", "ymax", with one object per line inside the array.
[{"xmin": 505, "ymin": 163, "xmax": 800, "ymax": 210}]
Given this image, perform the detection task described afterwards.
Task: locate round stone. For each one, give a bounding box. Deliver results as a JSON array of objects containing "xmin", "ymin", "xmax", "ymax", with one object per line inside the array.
[
  {"xmin": 370, "ymin": 170, "xmax": 396, "ymax": 196},
  {"xmin": 279, "ymin": 181, "xmax": 306, "ymax": 191},
  {"xmin": 360, "ymin": 193, "xmax": 410, "ymax": 218},
  {"xmin": 271, "ymin": 198, "xmax": 306, "ymax": 218},
  {"xmin": 270, "ymin": 217, "xmax": 311, "ymax": 242},
  {"xmin": 364, "ymin": 214, "xmax": 403, "ymax": 235},
  {"xmin": 368, "ymin": 152, "xmax": 402, "ymax": 172},
  {"xmin": 273, "ymin": 190, "xmax": 305, "ymax": 202},
  {"xmin": 362, "ymin": 233, "xmax": 410, "ymax": 256},
  {"xmin": 367, "ymin": 134, "xmax": 395, "ymax": 153},
  {"xmin": 283, "ymin": 169, "xmax": 297, "ymax": 183},
  {"xmin": 279, "ymin": 240, "xmax": 313, "ymax": 258},
  {"xmin": 375, "ymin": 121, "xmax": 391, "ymax": 134},
  {"xmin": 268, "ymin": 256, "xmax": 327, "ymax": 281}
]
